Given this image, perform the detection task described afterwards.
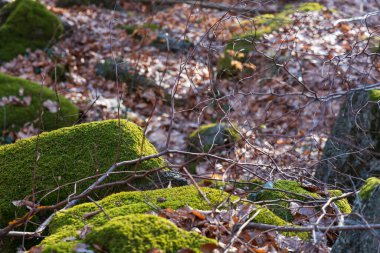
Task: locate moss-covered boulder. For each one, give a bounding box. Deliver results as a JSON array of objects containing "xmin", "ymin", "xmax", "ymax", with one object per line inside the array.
[
  {"xmin": 0, "ymin": 0, "xmax": 63, "ymax": 62},
  {"xmin": 188, "ymin": 123, "xmax": 240, "ymax": 153},
  {"xmin": 0, "ymin": 119, "xmax": 167, "ymax": 226},
  {"xmin": 0, "ymin": 73, "xmax": 78, "ymax": 131},
  {"xmin": 217, "ymin": 2, "xmax": 324, "ymax": 78},
  {"xmin": 95, "ymin": 58, "xmax": 157, "ymax": 90},
  {"xmin": 332, "ymin": 177, "xmax": 380, "ymax": 253},
  {"xmin": 35, "ymin": 185, "xmax": 309, "ymax": 252},
  {"xmin": 249, "ymin": 180, "xmax": 351, "ymax": 222},
  {"xmin": 316, "ymin": 91, "xmax": 380, "ymax": 188},
  {"xmin": 36, "ymin": 186, "xmax": 222, "ymax": 252}
]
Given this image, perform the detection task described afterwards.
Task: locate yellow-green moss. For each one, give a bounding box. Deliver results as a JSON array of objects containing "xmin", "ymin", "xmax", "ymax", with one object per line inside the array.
[
  {"xmin": 0, "ymin": 73, "xmax": 78, "ymax": 130},
  {"xmin": 254, "ymin": 207, "xmax": 309, "ymax": 240},
  {"xmin": 359, "ymin": 177, "xmax": 380, "ymax": 201},
  {"xmin": 85, "ymin": 215, "xmax": 215, "ymax": 253},
  {"xmin": 368, "ymin": 90, "xmax": 380, "ymax": 102},
  {"xmin": 328, "ymin": 190, "xmax": 352, "ymax": 214},
  {"xmin": 38, "ymin": 185, "xmax": 310, "ymax": 252},
  {"xmin": 0, "ymin": 119, "xmax": 163, "ymax": 225},
  {"xmin": 217, "ymin": 2, "xmax": 324, "ymax": 78},
  {"xmin": 0, "ymin": 0, "xmax": 63, "ymax": 62},
  {"xmin": 38, "ymin": 186, "xmax": 228, "ymax": 252}
]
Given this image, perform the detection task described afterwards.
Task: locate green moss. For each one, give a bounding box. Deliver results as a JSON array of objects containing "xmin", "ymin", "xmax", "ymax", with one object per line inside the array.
[
  {"xmin": 251, "ymin": 180, "xmax": 320, "ymax": 222},
  {"xmin": 0, "ymin": 73, "xmax": 78, "ymax": 130},
  {"xmin": 84, "ymin": 215, "xmax": 215, "ymax": 253},
  {"xmin": 39, "ymin": 186, "xmax": 227, "ymax": 252},
  {"xmin": 254, "ymin": 207, "xmax": 309, "ymax": 240},
  {"xmin": 368, "ymin": 90, "xmax": 380, "ymax": 102},
  {"xmin": 0, "ymin": 0, "xmax": 63, "ymax": 62},
  {"xmin": 217, "ymin": 2, "xmax": 324, "ymax": 78},
  {"xmin": 188, "ymin": 123, "xmax": 240, "ymax": 153},
  {"xmin": 95, "ymin": 58, "xmax": 157, "ymax": 90},
  {"xmin": 0, "ymin": 119, "xmax": 163, "ymax": 225},
  {"xmin": 250, "ymin": 180, "xmax": 352, "ymax": 222},
  {"xmin": 39, "ymin": 185, "xmax": 311, "ymax": 252},
  {"xmin": 359, "ymin": 177, "xmax": 380, "ymax": 201},
  {"xmin": 328, "ymin": 190, "xmax": 352, "ymax": 214}
]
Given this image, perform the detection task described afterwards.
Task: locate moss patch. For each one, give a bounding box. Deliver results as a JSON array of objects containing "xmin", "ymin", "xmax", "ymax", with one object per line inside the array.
[
  {"xmin": 359, "ymin": 177, "xmax": 380, "ymax": 201},
  {"xmin": 0, "ymin": 0, "xmax": 63, "ymax": 62},
  {"xmin": 38, "ymin": 186, "xmax": 309, "ymax": 252},
  {"xmin": 328, "ymin": 190, "xmax": 352, "ymax": 214},
  {"xmin": 84, "ymin": 215, "xmax": 215, "ymax": 253},
  {"xmin": 0, "ymin": 73, "xmax": 78, "ymax": 131},
  {"xmin": 95, "ymin": 58, "xmax": 157, "ymax": 91},
  {"xmin": 368, "ymin": 90, "xmax": 380, "ymax": 102},
  {"xmin": 250, "ymin": 180, "xmax": 320, "ymax": 222},
  {"xmin": 217, "ymin": 2, "xmax": 324, "ymax": 78},
  {"xmin": 188, "ymin": 123, "xmax": 240, "ymax": 153},
  {"xmin": 38, "ymin": 186, "xmax": 227, "ymax": 252},
  {"xmin": 0, "ymin": 119, "xmax": 163, "ymax": 225}
]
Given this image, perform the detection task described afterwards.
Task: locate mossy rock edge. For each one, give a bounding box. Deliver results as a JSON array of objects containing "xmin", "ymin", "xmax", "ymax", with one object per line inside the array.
[
  {"xmin": 188, "ymin": 123, "xmax": 241, "ymax": 153},
  {"xmin": 0, "ymin": 119, "xmax": 164, "ymax": 226},
  {"xmin": 0, "ymin": 73, "xmax": 78, "ymax": 130},
  {"xmin": 36, "ymin": 186, "xmax": 309, "ymax": 252},
  {"xmin": 0, "ymin": 0, "xmax": 63, "ymax": 62},
  {"xmin": 249, "ymin": 180, "xmax": 352, "ymax": 222}
]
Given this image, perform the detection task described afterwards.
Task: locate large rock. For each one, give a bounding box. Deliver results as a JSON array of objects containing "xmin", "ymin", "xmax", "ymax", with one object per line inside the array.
[
  {"xmin": 34, "ymin": 185, "xmax": 312, "ymax": 252},
  {"xmin": 0, "ymin": 73, "xmax": 78, "ymax": 131},
  {"xmin": 331, "ymin": 177, "xmax": 380, "ymax": 253},
  {"xmin": 0, "ymin": 120, "xmax": 165, "ymax": 226},
  {"xmin": 35, "ymin": 186, "xmax": 221, "ymax": 252},
  {"xmin": 315, "ymin": 91, "xmax": 380, "ymax": 188},
  {"xmin": 0, "ymin": 0, "xmax": 63, "ymax": 62}
]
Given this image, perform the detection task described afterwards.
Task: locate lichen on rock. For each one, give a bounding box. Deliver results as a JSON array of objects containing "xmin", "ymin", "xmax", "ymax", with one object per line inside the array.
[
  {"xmin": 0, "ymin": 0, "xmax": 63, "ymax": 62},
  {"xmin": 0, "ymin": 73, "xmax": 78, "ymax": 131}
]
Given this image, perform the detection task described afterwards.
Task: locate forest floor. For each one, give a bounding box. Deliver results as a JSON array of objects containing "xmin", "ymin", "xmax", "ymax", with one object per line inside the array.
[{"xmin": 1, "ymin": 0, "xmax": 379, "ymax": 183}]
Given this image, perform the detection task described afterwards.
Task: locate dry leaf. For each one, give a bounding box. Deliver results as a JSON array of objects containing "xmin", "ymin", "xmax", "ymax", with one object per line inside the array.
[{"xmin": 43, "ymin": 99, "xmax": 59, "ymax": 113}]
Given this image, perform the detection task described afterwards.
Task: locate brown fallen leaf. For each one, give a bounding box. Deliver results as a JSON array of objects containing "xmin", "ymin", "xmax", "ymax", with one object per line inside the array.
[{"xmin": 191, "ymin": 209, "xmax": 206, "ymax": 220}]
